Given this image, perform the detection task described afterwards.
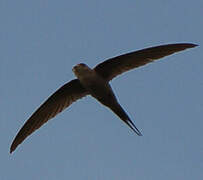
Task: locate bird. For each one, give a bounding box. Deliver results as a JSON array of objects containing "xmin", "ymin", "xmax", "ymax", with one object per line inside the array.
[{"xmin": 10, "ymin": 43, "xmax": 197, "ymax": 153}]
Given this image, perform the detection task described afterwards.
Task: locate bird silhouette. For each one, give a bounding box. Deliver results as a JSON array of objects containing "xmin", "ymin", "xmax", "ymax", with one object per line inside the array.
[{"xmin": 10, "ymin": 43, "xmax": 197, "ymax": 153}]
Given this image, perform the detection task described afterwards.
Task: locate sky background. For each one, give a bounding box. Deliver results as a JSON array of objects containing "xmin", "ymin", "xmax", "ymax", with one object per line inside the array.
[{"xmin": 0, "ymin": 0, "xmax": 202, "ymax": 180}]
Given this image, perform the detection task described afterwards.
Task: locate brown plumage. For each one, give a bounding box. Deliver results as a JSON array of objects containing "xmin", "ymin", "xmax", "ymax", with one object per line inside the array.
[{"xmin": 10, "ymin": 43, "xmax": 197, "ymax": 153}]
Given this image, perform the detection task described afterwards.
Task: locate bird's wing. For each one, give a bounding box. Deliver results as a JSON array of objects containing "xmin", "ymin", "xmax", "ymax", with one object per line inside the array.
[
  {"xmin": 94, "ymin": 43, "xmax": 197, "ymax": 81},
  {"xmin": 10, "ymin": 79, "xmax": 88, "ymax": 153}
]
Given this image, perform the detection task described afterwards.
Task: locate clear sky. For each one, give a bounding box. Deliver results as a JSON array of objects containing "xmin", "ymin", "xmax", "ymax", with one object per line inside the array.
[{"xmin": 0, "ymin": 0, "xmax": 202, "ymax": 180}]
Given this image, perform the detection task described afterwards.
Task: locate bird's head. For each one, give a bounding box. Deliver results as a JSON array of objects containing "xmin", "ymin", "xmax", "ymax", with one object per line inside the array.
[{"xmin": 72, "ymin": 63, "xmax": 93, "ymax": 79}]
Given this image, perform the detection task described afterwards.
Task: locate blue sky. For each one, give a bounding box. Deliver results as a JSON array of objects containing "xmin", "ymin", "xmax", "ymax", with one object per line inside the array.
[{"xmin": 0, "ymin": 0, "xmax": 202, "ymax": 179}]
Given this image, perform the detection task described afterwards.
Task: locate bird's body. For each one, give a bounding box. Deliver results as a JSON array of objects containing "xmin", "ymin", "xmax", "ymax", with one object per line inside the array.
[
  {"xmin": 73, "ymin": 63, "xmax": 112, "ymax": 102},
  {"xmin": 10, "ymin": 43, "xmax": 197, "ymax": 153},
  {"xmin": 73, "ymin": 63, "xmax": 142, "ymax": 135}
]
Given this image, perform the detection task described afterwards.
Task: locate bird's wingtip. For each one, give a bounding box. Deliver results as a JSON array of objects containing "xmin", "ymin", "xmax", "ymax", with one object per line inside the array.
[
  {"xmin": 190, "ymin": 43, "xmax": 199, "ymax": 47},
  {"xmin": 10, "ymin": 143, "xmax": 16, "ymax": 154},
  {"xmin": 10, "ymin": 147, "xmax": 14, "ymax": 154},
  {"xmin": 180, "ymin": 43, "xmax": 198, "ymax": 48}
]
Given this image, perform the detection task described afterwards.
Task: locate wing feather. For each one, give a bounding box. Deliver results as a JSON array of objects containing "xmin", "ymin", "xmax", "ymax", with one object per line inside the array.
[
  {"xmin": 94, "ymin": 43, "xmax": 197, "ymax": 81},
  {"xmin": 10, "ymin": 79, "xmax": 88, "ymax": 153}
]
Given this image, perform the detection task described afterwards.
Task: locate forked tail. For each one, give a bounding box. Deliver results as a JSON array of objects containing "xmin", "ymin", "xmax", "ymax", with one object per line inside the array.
[{"xmin": 109, "ymin": 103, "xmax": 142, "ymax": 136}]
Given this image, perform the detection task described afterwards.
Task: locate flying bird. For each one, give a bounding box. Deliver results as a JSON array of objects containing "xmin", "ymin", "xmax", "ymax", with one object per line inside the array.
[{"xmin": 10, "ymin": 43, "xmax": 197, "ymax": 153}]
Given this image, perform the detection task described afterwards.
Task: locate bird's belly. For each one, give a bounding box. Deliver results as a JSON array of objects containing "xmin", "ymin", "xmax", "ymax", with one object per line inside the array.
[
  {"xmin": 78, "ymin": 73, "xmax": 117, "ymax": 105},
  {"xmin": 84, "ymin": 80, "xmax": 117, "ymax": 106},
  {"xmin": 84, "ymin": 79, "xmax": 109, "ymax": 97}
]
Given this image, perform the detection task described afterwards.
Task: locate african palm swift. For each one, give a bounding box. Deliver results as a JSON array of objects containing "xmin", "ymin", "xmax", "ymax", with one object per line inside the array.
[{"xmin": 10, "ymin": 43, "xmax": 197, "ymax": 153}]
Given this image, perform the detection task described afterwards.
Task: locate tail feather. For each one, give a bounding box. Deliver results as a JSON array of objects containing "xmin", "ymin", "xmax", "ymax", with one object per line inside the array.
[{"xmin": 109, "ymin": 103, "xmax": 142, "ymax": 136}]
